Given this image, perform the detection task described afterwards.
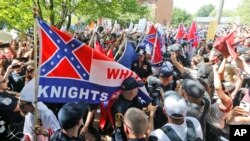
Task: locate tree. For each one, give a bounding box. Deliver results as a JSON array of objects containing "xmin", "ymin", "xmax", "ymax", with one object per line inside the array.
[
  {"xmin": 0, "ymin": 0, "xmax": 150, "ymax": 33},
  {"xmin": 75, "ymin": 0, "xmax": 150, "ymax": 27},
  {"xmin": 209, "ymin": 9, "xmax": 235, "ymax": 17},
  {"xmin": 196, "ymin": 4, "xmax": 215, "ymax": 17},
  {"xmin": 171, "ymin": 7, "xmax": 193, "ymax": 27},
  {"xmin": 0, "ymin": 0, "xmax": 33, "ymax": 32},
  {"xmin": 235, "ymin": 0, "xmax": 250, "ymax": 25}
]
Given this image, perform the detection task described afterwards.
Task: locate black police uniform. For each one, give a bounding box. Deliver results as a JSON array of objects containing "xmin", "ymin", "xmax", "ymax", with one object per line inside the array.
[
  {"xmin": 111, "ymin": 95, "xmax": 143, "ymax": 141},
  {"xmin": 160, "ymin": 81, "xmax": 176, "ymax": 92},
  {"xmin": 131, "ymin": 60, "xmax": 152, "ymax": 80},
  {"xmin": 50, "ymin": 130, "xmax": 84, "ymax": 141}
]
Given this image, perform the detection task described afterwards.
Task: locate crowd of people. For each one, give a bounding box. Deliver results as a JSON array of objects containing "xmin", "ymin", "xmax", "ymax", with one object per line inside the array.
[{"xmin": 0, "ymin": 20, "xmax": 250, "ymax": 141}]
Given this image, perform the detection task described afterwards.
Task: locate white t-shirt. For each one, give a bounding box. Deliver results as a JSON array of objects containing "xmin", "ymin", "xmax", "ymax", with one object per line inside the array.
[{"xmin": 150, "ymin": 117, "xmax": 203, "ymax": 141}]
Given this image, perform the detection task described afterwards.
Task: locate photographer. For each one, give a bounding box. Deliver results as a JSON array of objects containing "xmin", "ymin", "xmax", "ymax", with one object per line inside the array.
[
  {"xmin": 147, "ymin": 76, "xmax": 162, "ymax": 106},
  {"xmin": 146, "ymin": 75, "xmax": 168, "ymax": 130},
  {"xmin": 167, "ymin": 44, "xmax": 190, "ymax": 68},
  {"xmin": 4, "ymin": 59, "xmax": 34, "ymax": 93}
]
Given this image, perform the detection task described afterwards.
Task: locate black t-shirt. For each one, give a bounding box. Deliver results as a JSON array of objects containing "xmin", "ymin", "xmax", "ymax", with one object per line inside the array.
[
  {"xmin": 131, "ymin": 60, "xmax": 152, "ymax": 80},
  {"xmin": 0, "ymin": 91, "xmax": 24, "ymax": 141},
  {"xmin": 8, "ymin": 68, "xmax": 26, "ymax": 93},
  {"xmin": 50, "ymin": 130, "xmax": 84, "ymax": 141},
  {"xmin": 0, "ymin": 91, "xmax": 22, "ymax": 121}
]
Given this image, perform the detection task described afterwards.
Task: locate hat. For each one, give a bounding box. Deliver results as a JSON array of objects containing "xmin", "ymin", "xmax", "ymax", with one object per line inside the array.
[
  {"xmin": 58, "ymin": 101, "xmax": 87, "ymax": 129},
  {"xmin": 137, "ymin": 49, "xmax": 146, "ymax": 56},
  {"xmin": 237, "ymin": 46, "xmax": 249, "ymax": 54},
  {"xmin": 196, "ymin": 62, "xmax": 212, "ymax": 79},
  {"xmin": 0, "ymin": 54, "xmax": 6, "ymax": 59},
  {"xmin": 121, "ymin": 77, "xmax": 144, "ymax": 91},
  {"xmin": 182, "ymin": 79, "xmax": 205, "ymax": 98},
  {"xmin": 163, "ymin": 91, "xmax": 187, "ymax": 119},
  {"xmin": 20, "ymin": 78, "xmax": 35, "ymax": 102},
  {"xmin": 168, "ymin": 44, "xmax": 182, "ymax": 52},
  {"xmin": 159, "ymin": 66, "xmax": 173, "ymax": 77}
]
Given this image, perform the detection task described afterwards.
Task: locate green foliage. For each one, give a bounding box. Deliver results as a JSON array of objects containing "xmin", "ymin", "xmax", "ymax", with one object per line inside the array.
[
  {"xmin": 196, "ymin": 4, "xmax": 215, "ymax": 17},
  {"xmin": 235, "ymin": 0, "xmax": 250, "ymax": 25},
  {"xmin": 171, "ymin": 7, "xmax": 193, "ymax": 27},
  {"xmin": 0, "ymin": 0, "xmax": 33, "ymax": 32},
  {"xmin": 0, "ymin": 0, "xmax": 150, "ymax": 33},
  {"xmin": 208, "ymin": 9, "xmax": 235, "ymax": 17},
  {"xmin": 76, "ymin": 0, "xmax": 150, "ymax": 26}
]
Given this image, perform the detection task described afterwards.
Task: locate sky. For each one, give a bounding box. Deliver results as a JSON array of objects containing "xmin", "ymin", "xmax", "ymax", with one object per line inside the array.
[{"xmin": 173, "ymin": 0, "xmax": 242, "ymax": 14}]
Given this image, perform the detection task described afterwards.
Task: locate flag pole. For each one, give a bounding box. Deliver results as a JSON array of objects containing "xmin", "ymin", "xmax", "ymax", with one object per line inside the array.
[
  {"xmin": 88, "ymin": 30, "xmax": 95, "ymax": 48},
  {"xmin": 114, "ymin": 33, "xmax": 127, "ymax": 59},
  {"xmin": 33, "ymin": 6, "xmax": 39, "ymax": 141}
]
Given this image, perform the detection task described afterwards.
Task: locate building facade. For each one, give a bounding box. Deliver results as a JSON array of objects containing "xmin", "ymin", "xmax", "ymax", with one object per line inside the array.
[{"xmin": 138, "ymin": 0, "xmax": 173, "ymax": 25}]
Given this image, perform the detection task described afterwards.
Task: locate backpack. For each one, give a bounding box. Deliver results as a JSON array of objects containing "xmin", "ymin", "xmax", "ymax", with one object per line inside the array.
[{"xmin": 161, "ymin": 119, "xmax": 202, "ymax": 141}]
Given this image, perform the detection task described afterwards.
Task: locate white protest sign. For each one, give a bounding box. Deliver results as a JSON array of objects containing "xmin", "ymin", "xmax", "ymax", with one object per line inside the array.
[
  {"xmin": 0, "ymin": 31, "xmax": 12, "ymax": 43},
  {"xmin": 137, "ymin": 18, "xmax": 147, "ymax": 33}
]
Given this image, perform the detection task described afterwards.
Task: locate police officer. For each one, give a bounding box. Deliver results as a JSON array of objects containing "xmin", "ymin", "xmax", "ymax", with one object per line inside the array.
[
  {"xmin": 50, "ymin": 101, "xmax": 87, "ymax": 141},
  {"xmin": 131, "ymin": 49, "xmax": 152, "ymax": 81},
  {"xmin": 0, "ymin": 75, "xmax": 24, "ymax": 141},
  {"xmin": 159, "ymin": 66, "xmax": 176, "ymax": 92},
  {"xmin": 111, "ymin": 77, "xmax": 145, "ymax": 141}
]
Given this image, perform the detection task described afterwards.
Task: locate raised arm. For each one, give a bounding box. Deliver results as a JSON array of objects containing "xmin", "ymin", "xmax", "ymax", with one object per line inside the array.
[{"xmin": 213, "ymin": 65, "xmax": 232, "ymax": 112}]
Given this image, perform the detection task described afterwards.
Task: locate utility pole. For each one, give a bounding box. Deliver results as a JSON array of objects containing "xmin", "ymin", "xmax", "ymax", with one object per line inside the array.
[{"xmin": 216, "ymin": 0, "xmax": 224, "ymax": 24}]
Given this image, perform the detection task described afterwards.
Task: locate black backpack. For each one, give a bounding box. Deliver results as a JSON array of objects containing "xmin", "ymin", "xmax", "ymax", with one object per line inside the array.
[{"xmin": 160, "ymin": 119, "xmax": 202, "ymax": 141}]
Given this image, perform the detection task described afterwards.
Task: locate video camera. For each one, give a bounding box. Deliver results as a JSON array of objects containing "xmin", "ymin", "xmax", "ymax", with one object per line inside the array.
[{"xmin": 147, "ymin": 76, "xmax": 161, "ymax": 106}]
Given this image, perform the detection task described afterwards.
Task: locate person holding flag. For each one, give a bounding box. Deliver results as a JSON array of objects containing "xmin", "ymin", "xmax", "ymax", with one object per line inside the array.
[{"xmin": 19, "ymin": 79, "xmax": 60, "ymax": 141}]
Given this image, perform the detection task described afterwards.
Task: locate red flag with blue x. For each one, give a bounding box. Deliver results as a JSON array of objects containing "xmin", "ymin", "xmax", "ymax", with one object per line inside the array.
[
  {"xmin": 37, "ymin": 17, "xmax": 151, "ymax": 104},
  {"xmin": 39, "ymin": 18, "xmax": 91, "ymax": 81}
]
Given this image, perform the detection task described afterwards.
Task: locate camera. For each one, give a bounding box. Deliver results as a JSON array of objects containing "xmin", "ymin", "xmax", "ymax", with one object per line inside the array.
[
  {"xmin": 12, "ymin": 64, "xmax": 21, "ymax": 69},
  {"xmin": 147, "ymin": 76, "xmax": 161, "ymax": 106}
]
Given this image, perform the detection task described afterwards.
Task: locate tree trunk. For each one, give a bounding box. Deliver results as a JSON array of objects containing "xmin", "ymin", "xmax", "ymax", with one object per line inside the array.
[
  {"xmin": 66, "ymin": 14, "xmax": 71, "ymax": 31},
  {"xmin": 37, "ymin": 0, "xmax": 43, "ymax": 19},
  {"xmin": 0, "ymin": 20, "xmax": 6, "ymax": 29},
  {"xmin": 49, "ymin": 0, "xmax": 55, "ymax": 25}
]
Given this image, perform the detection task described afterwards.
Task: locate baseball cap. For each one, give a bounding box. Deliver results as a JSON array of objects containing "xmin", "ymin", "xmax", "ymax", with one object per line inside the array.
[
  {"xmin": 237, "ymin": 46, "xmax": 249, "ymax": 54},
  {"xmin": 163, "ymin": 91, "xmax": 187, "ymax": 119},
  {"xmin": 182, "ymin": 79, "xmax": 205, "ymax": 98},
  {"xmin": 159, "ymin": 66, "xmax": 173, "ymax": 77},
  {"xmin": 121, "ymin": 77, "xmax": 144, "ymax": 91},
  {"xmin": 168, "ymin": 44, "xmax": 182, "ymax": 52},
  {"xmin": 58, "ymin": 101, "xmax": 87, "ymax": 129},
  {"xmin": 137, "ymin": 49, "xmax": 146, "ymax": 56}
]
